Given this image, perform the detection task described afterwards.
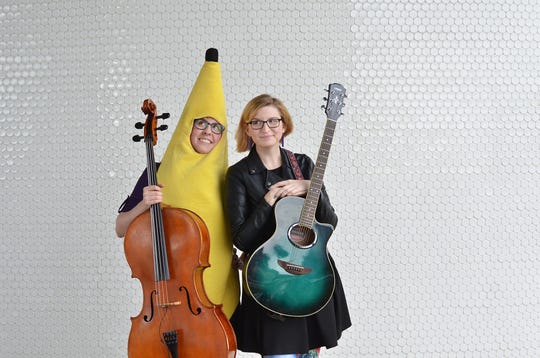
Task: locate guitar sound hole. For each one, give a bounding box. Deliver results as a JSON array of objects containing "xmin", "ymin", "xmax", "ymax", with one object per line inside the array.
[{"xmin": 289, "ymin": 225, "xmax": 316, "ymax": 248}]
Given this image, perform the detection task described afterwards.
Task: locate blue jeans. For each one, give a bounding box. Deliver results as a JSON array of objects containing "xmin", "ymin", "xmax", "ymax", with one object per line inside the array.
[{"xmin": 263, "ymin": 350, "xmax": 320, "ymax": 358}]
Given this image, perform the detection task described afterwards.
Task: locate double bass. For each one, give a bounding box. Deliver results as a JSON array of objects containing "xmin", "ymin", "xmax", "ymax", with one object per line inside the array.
[{"xmin": 124, "ymin": 99, "xmax": 236, "ymax": 357}]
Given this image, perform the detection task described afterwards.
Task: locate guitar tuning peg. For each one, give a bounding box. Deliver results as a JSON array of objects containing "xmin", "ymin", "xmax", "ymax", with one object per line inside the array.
[
  {"xmin": 157, "ymin": 125, "xmax": 168, "ymax": 131},
  {"xmin": 134, "ymin": 122, "xmax": 144, "ymax": 129},
  {"xmin": 132, "ymin": 135, "xmax": 144, "ymax": 142},
  {"xmin": 157, "ymin": 112, "xmax": 170, "ymax": 120}
]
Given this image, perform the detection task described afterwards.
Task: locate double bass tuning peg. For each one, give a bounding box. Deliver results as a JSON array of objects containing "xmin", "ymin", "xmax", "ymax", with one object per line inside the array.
[
  {"xmin": 155, "ymin": 113, "xmax": 170, "ymax": 132},
  {"xmin": 134, "ymin": 113, "xmax": 170, "ymax": 129}
]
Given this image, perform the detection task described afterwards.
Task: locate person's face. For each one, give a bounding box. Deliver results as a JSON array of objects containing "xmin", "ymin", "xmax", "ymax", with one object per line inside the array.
[
  {"xmin": 190, "ymin": 117, "xmax": 224, "ymax": 154},
  {"xmin": 246, "ymin": 105, "xmax": 285, "ymax": 149}
]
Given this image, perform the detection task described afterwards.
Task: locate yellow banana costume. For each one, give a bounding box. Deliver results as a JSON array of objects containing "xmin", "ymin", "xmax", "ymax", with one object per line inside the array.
[{"xmin": 157, "ymin": 48, "xmax": 239, "ymax": 318}]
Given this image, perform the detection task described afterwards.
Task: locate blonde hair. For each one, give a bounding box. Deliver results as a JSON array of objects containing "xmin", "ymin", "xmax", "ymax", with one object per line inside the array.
[{"xmin": 235, "ymin": 94, "xmax": 294, "ymax": 152}]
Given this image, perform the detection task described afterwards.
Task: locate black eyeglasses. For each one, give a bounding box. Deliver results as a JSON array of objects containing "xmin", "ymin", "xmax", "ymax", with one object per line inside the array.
[
  {"xmin": 193, "ymin": 118, "xmax": 225, "ymax": 134},
  {"xmin": 248, "ymin": 118, "xmax": 283, "ymax": 130}
]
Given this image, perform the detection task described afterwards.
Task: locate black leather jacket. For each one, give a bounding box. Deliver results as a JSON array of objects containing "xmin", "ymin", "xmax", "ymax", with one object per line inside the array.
[{"xmin": 225, "ymin": 147, "xmax": 338, "ymax": 253}]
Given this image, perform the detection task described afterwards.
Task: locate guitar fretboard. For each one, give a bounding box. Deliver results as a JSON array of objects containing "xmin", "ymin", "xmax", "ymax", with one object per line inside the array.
[{"xmin": 298, "ymin": 118, "xmax": 337, "ymax": 228}]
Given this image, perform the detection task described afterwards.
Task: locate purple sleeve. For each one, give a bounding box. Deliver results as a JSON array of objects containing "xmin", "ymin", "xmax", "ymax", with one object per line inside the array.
[
  {"xmin": 117, "ymin": 163, "xmax": 161, "ymax": 213},
  {"xmin": 117, "ymin": 168, "xmax": 148, "ymax": 213}
]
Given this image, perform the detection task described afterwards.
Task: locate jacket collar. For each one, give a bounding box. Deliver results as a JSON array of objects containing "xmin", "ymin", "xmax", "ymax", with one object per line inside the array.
[{"xmin": 245, "ymin": 147, "xmax": 293, "ymax": 176}]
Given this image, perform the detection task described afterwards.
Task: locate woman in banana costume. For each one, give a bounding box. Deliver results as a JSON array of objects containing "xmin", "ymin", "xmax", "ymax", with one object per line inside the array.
[{"xmin": 116, "ymin": 48, "xmax": 240, "ymax": 318}]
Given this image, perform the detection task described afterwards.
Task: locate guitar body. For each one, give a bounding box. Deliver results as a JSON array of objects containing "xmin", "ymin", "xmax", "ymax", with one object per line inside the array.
[{"xmin": 244, "ymin": 196, "xmax": 336, "ymax": 317}]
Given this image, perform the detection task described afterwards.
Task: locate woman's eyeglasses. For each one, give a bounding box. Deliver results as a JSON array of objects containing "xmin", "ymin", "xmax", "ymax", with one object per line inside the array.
[
  {"xmin": 193, "ymin": 118, "xmax": 225, "ymax": 134},
  {"xmin": 247, "ymin": 118, "xmax": 283, "ymax": 130}
]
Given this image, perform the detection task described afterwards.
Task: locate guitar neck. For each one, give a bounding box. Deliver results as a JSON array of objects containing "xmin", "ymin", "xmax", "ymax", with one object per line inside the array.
[{"xmin": 299, "ymin": 118, "xmax": 337, "ymax": 228}]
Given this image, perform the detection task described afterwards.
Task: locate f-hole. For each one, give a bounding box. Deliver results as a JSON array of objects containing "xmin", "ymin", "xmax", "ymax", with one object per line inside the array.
[
  {"xmin": 288, "ymin": 224, "xmax": 316, "ymax": 248},
  {"xmin": 143, "ymin": 289, "xmax": 157, "ymax": 322}
]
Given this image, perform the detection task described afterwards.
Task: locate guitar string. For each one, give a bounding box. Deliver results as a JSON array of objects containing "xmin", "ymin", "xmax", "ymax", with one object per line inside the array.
[{"xmin": 290, "ymin": 118, "xmax": 334, "ymax": 265}]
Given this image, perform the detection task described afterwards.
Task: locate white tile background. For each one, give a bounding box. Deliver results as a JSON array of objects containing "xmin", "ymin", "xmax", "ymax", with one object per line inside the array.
[{"xmin": 1, "ymin": 0, "xmax": 538, "ymax": 357}]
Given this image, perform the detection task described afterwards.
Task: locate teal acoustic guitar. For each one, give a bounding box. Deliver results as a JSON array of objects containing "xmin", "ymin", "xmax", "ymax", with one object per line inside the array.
[{"xmin": 244, "ymin": 83, "xmax": 347, "ymax": 317}]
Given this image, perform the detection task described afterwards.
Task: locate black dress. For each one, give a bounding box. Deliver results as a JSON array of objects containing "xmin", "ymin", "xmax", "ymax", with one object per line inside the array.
[{"xmin": 225, "ymin": 148, "xmax": 351, "ymax": 355}]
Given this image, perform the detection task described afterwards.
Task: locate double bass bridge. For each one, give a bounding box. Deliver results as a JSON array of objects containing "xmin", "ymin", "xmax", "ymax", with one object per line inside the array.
[{"xmin": 159, "ymin": 300, "xmax": 181, "ymax": 309}]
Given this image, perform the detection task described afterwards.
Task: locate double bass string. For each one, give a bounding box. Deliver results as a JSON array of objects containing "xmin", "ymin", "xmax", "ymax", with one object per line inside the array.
[
  {"xmin": 146, "ymin": 137, "xmax": 172, "ymax": 332},
  {"xmin": 153, "ymin": 204, "xmax": 173, "ymax": 335}
]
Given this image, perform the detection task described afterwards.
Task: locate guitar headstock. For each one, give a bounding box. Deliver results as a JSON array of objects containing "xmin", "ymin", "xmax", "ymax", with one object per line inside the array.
[{"xmin": 323, "ymin": 83, "xmax": 346, "ymax": 122}]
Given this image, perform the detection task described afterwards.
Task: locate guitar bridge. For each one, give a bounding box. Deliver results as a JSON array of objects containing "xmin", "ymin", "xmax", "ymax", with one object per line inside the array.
[{"xmin": 277, "ymin": 259, "xmax": 312, "ymax": 276}]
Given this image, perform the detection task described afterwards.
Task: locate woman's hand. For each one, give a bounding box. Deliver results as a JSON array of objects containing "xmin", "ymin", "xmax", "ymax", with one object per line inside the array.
[
  {"xmin": 142, "ymin": 184, "xmax": 163, "ymax": 207},
  {"xmin": 264, "ymin": 179, "xmax": 310, "ymax": 206},
  {"xmin": 232, "ymin": 248, "xmax": 245, "ymax": 271},
  {"xmin": 115, "ymin": 184, "xmax": 163, "ymax": 238}
]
